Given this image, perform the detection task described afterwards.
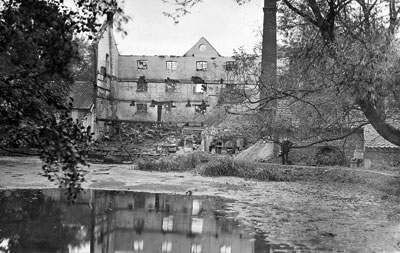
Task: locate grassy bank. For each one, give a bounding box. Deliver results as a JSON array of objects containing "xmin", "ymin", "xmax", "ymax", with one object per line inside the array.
[{"xmin": 137, "ymin": 152, "xmax": 400, "ymax": 198}]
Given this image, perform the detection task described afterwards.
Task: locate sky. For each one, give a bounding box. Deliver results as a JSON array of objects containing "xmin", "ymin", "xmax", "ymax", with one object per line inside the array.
[{"xmin": 113, "ymin": 0, "xmax": 264, "ymax": 56}]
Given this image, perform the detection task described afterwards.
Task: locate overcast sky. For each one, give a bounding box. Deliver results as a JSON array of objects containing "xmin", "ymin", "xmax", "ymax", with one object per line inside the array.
[{"xmin": 113, "ymin": 0, "xmax": 264, "ymax": 56}]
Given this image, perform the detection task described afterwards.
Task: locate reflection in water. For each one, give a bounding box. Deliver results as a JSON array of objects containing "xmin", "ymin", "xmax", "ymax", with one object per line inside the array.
[{"xmin": 0, "ymin": 189, "xmax": 311, "ymax": 253}]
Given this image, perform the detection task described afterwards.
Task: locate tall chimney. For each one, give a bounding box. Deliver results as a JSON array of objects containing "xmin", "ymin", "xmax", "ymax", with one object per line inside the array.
[{"xmin": 260, "ymin": 0, "xmax": 277, "ymax": 108}]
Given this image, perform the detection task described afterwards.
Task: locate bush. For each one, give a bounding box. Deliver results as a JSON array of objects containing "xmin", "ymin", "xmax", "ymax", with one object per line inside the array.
[
  {"xmin": 137, "ymin": 156, "xmax": 180, "ymax": 172},
  {"xmin": 174, "ymin": 151, "xmax": 211, "ymax": 169},
  {"xmin": 137, "ymin": 151, "xmax": 212, "ymax": 172},
  {"xmin": 200, "ymin": 156, "xmax": 256, "ymax": 177}
]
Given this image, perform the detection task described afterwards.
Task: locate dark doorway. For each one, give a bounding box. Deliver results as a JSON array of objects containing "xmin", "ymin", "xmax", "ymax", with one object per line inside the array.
[{"xmin": 157, "ymin": 105, "xmax": 162, "ymax": 122}]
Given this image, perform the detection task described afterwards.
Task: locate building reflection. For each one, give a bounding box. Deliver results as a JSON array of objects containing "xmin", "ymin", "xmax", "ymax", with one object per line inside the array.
[{"xmin": 0, "ymin": 189, "xmax": 312, "ymax": 253}]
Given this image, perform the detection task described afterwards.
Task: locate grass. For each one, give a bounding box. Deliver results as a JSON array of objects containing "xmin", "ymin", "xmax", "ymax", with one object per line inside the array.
[{"xmin": 137, "ymin": 153, "xmax": 400, "ymax": 198}]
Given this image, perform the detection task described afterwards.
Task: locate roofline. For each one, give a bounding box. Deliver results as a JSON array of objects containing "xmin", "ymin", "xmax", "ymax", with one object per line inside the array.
[
  {"xmin": 183, "ymin": 37, "xmax": 222, "ymax": 57},
  {"xmin": 199, "ymin": 37, "xmax": 222, "ymax": 57}
]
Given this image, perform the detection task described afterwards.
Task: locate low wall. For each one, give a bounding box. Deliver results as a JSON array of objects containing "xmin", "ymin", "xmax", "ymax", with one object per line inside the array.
[
  {"xmin": 278, "ymin": 130, "xmax": 364, "ymax": 166},
  {"xmin": 364, "ymin": 148, "xmax": 400, "ymax": 167}
]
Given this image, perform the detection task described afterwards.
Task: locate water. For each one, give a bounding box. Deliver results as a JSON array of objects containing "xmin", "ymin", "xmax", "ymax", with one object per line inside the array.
[{"xmin": 0, "ymin": 189, "xmax": 311, "ymax": 253}]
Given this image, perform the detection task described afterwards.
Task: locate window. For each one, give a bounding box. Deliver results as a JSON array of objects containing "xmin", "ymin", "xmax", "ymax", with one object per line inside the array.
[
  {"xmin": 195, "ymin": 101, "xmax": 208, "ymax": 114},
  {"xmin": 165, "ymin": 82, "xmax": 177, "ymax": 93},
  {"xmin": 164, "ymin": 102, "xmax": 175, "ymax": 113},
  {"xmin": 220, "ymin": 245, "xmax": 232, "ymax": 253},
  {"xmin": 194, "ymin": 84, "xmax": 207, "ymax": 93},
  {"xmin": 191, "ymin": 244, "xmax": 202, "ymax": 253},
  {"xmin": 161, "ymin": 241, "xmax": 172, "ymax": 253},
  {"xmin": 199, "ymin": 44, "xmax": 206, "ymax": 52},
  {"xmin": 137, "ymin": 82, "xmax": 148, "ymax": 92},
  {"xmin": 196, "ymin": 61, "xmax": 207, "ymax": 71},
  {"xmin": 135, "ymin": 196, "xmax": 145, "ymax": 208},
  {"xmin": 136, "ymin": 104, "xmax": 147, "ymax": 114},
  {"xmin": 98, "ymin": 66, "xmax": 106, "ymax": 81},
  {"xmin": 191, "ymin": 218, "xmax": 203, "ymax": 234},
  {"xmin": 225, "ymin": 61, "xmax": 236, "ymax": 71},
  {"xmin": 166, "ymin": 61, "xmax": 177, "ymax": 71},
  {"xmin": 134, "ymin": 218, "xmax": 145, "ymax": 231},
  {"xmin": 137, "ymin": 76, "xmax": 148, "ymax": 92},
  {"xmin": 225, "ymin": 83, "xmax": 239, "ymax": 90},
  {"xmin": 106, "ymin": 53, "xmax": 110, "ymax": 63},
  {"xmin": 162, "ymin": 215, "xmax": 174, "ymax": 232},
  {"xmin": 100, "ymin": 66, "xmax": 106, "ymax": 76},
  {"xmin": 133, "ymin": 240, "xmax": 144, "ymax": 252},
  {"xmin": 137, "ymin": 60, "xmax": 148, "ymax": 69},
  {"xmin": 192, "ymin": 200, "xmax": 202, "ymax": 215}
]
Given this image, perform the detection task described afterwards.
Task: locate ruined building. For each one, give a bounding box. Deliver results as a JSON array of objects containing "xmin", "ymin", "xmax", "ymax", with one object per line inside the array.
[{"xmin": 93, "ymin": 16, "xmax": 257, "ymax": 140}]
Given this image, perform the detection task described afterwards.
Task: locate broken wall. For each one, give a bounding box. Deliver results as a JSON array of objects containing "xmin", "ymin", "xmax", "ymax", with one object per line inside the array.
[
  {"xmin": 118, "ymin": 55, "xmax": 233, "ymax": 81},
  {"xmin": 94, "ymin": 19, "xmax": 119, "ymax": 138},
  {"xmin": 112, "ymin": 81, "xmax": 227, "ymax": 123},
  {"xmin": 113, "ymin": 54, "xmax": 253, "ymax": 124}
]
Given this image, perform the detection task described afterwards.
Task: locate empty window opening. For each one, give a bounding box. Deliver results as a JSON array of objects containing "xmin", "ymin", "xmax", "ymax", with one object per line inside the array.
[
  {"xmin": 194, "ymin": 83, "xmax": 207, "ymax": 93},
  {"xmin": 133, "ymin": 240, "xmax": 144, "ymax": 252},
  {"xmin": 136, "ymin": 104, "xmax": 147, "ymax": 114},
  {"xmin": 137, "ymin": 76, "xmax": 148, "ymax": 92},
  {"xmin": 165, "ymin": 78, "xmax": 179, "ymax": 93},
  {"xmin": 100, "ymin": 66, "xmax": 106, "ymax": 76},
  {"xmin": 195, "ymin": 101, "xmax": 208, "ymax": 114},
  {"xmin": 162, "ymin": 215, "xmax": 174, "ymax": 232},
  {"xmin": 166, "ymin": 61, "xmax": 177, "ymax": 71},
  {"xmin": 196, "ymin": 61, "xmax": 207, "ymax": 71},
  {"xmin": 191, "ymin": 244, "xmax": 202, "ymax": 253},
  {"xmin": 165, "ymin": 82, "xmax": 177, "ymax": 93},
  {"xmin": 137, "ymin": 60, "xmax": 148, "ymax": 69},
  {"xmin": 161, "ymin": 241, "xmax": 172, "ymax": 253},
  {"xmin": 225, "ymin": 61, "xmax": 236, "ymax": 71},
  {"xmin": 220, "ymin": 245, "xmax": 232, "ymax": 253}
]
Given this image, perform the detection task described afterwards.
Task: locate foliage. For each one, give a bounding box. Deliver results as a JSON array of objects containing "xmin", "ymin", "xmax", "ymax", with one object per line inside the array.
[
  {"xmin": 137, "ymin": 156, "xmax": 181, "ymax": 172},
  {"xmin": 200, "ymin": 156, "xmax": 257, "ymax": 178},
  {"xmin": 200, "ymin": 156, "xmax": 369, "ymax": 183},
  {"xmin": 71, "ymin": 38, "xmax": 94, "ymax": 81},
  {"xmin": 0, "ymin": 0, "xmax": 128, "ymax": 196},
  {"xmin": 0, "ymin": 189, "xmax": 91, "ymax": 252},
  {"xmin": 137, "ymin": 151, "xmax": 211, "ymax": 172},
  {"xmin": 272, "ymin": 0, "xmax": 400, "ymax": 146},
  {"xmin": 176, "ymin": 150, "xmax": 211, "ymax": 169}
]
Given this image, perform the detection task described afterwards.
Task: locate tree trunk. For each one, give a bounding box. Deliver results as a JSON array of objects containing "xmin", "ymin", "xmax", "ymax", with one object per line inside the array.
[{"xmin": 358, "ymin": 98, "xmax": 400, "ymax": 146}]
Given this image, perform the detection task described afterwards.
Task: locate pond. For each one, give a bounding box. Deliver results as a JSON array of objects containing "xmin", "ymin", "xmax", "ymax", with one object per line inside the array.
[{"xmin": 0, "ymin": 189, "xmax": 311, "ymax": 253}]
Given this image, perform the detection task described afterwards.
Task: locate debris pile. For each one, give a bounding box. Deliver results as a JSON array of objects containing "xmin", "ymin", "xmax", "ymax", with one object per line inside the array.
[{"xmin": 88, "ymin": 122, "xmax": 182, "ymax": 163}]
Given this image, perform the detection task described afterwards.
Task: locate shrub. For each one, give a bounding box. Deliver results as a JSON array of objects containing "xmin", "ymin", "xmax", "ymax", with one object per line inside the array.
[
  {"xmin": 137, "ymin": 156, "xmax": 180, "ymax": 172},
  {"xmin": 174, "ymin": 151, "xmax": 211, "ymax": 169},
  {"xmin": 200, "ymin": 156, "xmax": 256, "ymax": 177},
  {"xmin": 137, "ymin": 151, "xmax": 212, "ymax": 172}
]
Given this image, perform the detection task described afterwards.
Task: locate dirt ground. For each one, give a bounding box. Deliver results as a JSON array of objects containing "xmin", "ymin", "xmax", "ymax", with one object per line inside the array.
[{"xmin": 1, "ymin": 156, "xmax": 400, "ymax": 252}]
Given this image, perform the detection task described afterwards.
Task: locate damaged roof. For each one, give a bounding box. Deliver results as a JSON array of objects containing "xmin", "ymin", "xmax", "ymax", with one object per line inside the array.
[
  {"xmin": 364, "ymin": 123, "xmax": 400, "ymax": 149},
  {"xmin": 71, "ymin": 81, "xmax": 94, "ymax": 110}
]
